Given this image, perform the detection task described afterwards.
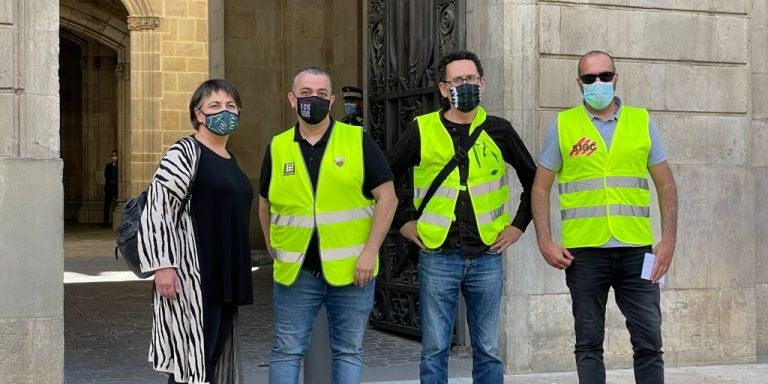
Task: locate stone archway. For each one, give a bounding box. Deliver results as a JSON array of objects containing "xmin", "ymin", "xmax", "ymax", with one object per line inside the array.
[
  {"xmin": 60, "ymin": 1, "xmax": 130, "ymax": 223},
  {"xmin": 58, "ymin": 0, "xmax": 163, "ymax": 222}
]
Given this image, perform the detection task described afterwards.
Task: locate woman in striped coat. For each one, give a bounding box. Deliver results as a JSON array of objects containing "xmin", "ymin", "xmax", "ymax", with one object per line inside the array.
[{"xmin": 139, "ymin": 79, "xmax": 253, "ymax": 384}]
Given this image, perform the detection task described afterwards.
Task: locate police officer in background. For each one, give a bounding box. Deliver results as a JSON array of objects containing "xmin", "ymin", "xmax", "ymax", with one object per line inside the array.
[{"xmin": 341, "ymin": 86, "xmax": 364, "ymax": 126}]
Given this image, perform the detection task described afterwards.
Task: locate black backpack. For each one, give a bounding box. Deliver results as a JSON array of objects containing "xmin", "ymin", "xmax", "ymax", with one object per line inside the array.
[{"xmin": 115, "ymin": 139, "xmax": 200, "ymax": 278}]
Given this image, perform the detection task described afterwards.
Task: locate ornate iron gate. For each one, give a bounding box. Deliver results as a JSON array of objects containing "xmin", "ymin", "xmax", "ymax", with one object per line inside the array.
[{"xmin": 367, "ymin": 0, "xmax": 465, "ymax": 338}]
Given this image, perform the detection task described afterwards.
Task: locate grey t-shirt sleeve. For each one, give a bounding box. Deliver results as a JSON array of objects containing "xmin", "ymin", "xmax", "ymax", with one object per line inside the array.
[
  {"xmin": 647, "ymin": 118, "xmax": 668, "ymax": 167},
  {"xmin": 538, "ymin": 119, "xmax": 562, "ymax": 172},
  {"xmin": 539, "ymin": 116, "xmax": 668, "ymax": 171}
]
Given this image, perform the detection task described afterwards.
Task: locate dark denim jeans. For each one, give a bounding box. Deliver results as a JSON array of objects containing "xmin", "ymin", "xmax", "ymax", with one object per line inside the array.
[
  {"xmin": 419, "ymin": 248, "xmax": 503, "ymax": 384},
  {"xmin": 565, "ymin": 246, "xmax": 664, "ymax": 384}
]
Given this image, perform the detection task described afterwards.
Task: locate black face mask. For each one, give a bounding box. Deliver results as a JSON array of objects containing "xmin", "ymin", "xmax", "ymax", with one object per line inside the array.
[
  {"xmin": 295, "ymin": 96, "xmax": 330, "ymax": 125},
  {"xmin": 450, "ymin": 83, "xmax": 482, "ymax": 112}
]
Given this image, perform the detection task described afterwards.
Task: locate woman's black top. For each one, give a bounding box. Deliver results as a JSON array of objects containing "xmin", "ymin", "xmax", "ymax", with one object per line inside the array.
[{"xmin": 191, "ymin": 139, "xmax": 254, "ymax": 306}]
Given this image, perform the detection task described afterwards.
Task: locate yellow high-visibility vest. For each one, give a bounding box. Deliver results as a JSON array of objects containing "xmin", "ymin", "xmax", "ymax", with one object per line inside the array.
[
  {"xmin": 413, "ymin": 107, "xmax": 510, "ymax": 249},
  {"xmin": 268, "ymin": 121, "xmax": 377, "ymax": 286},
  {"xmin": 557, "ymin": 105, "xmax": 653, "ymax": 248}
]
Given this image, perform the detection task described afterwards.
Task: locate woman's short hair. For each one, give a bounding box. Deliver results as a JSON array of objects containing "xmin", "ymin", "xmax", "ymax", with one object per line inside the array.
[{"xmin": 188, "ymin": 79, "xmax": 242, "ymax": 130}]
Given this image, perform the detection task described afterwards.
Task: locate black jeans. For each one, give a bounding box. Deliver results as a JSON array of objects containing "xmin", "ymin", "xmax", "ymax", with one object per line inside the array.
[
  {"xmin": 565, "ymin": 246, "xmax": 663, "ymax": 384},
  {"xmin": 103, "ymin": 187, "xmax": 116, "ymax": 225},
  {"xmin": 168, "ymin": 304, "xmax": 236, "ymax": 384}
]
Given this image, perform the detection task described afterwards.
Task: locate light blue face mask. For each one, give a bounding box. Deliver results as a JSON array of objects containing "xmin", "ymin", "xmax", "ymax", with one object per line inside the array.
[
  {"xmin": 582, "ymin": 81, "xmax": 615, "ymax": 110},
  {"xmin": 344, "ymin": 103, "xmax": 358, "ymax": 116},
  {"xmin": 202, "ymin": 110, "xmax": 239, "ymax": 136}
]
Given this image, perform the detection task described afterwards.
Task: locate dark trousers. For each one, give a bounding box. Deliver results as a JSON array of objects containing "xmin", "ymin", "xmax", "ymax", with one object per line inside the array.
[
  {"xmin": 168, "ymin": 304, "xmax": 236, "ymax": 384},
  {"xmin": 103, "ymin": 187, "xmax": 117, "ymax": 225},
  {"xmin": 565, "ymin": 246, "xmax": 664, "ymax": 384}
]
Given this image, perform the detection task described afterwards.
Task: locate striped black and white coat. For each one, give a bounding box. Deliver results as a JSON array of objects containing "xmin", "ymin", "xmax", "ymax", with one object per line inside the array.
[{"xmin": 138, "ymin": 136, "xmax": 243, "ymax": 384}]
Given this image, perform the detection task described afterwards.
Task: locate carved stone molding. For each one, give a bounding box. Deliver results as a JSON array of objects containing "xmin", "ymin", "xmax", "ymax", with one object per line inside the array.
[
  {"xmin": 127, "ymin": 16, "xmax": 159, "ymax": 30},
  {"xmin": 115, "ymin": 63, "xmax": 130, "ymax": 81}
]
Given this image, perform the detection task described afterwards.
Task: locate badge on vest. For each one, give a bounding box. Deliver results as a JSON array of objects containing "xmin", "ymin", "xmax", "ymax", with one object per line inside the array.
[
  {"xmin": 569, "ymin": 137, "xmax": 598, "ymax": 157},
  {"xmin": 283, "ymin": 162, "xmax": 295, "ymax": 176},
  {"xmin": 334, "ymin": 156, "xmax": 345, "ymax": 167}
]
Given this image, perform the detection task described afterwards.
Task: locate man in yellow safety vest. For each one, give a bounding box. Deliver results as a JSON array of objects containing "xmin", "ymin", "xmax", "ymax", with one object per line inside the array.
[
  {"xmin": 388, "ymin": 50, "xmax": 536, "ymax": 383},
  {"xmin": 532, "ymin": 50, "xmax": 678, "ymax": 384},
  {"xmin": 259, "ymin": 66, "xmax": 397, "ymax": 384}
]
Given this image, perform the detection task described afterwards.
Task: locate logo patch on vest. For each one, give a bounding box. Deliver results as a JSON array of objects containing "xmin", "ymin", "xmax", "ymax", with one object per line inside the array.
[
  {"xmin": 283, "ymin": 162, "xmax": 295, "ymax": 176},
  {"xmin": 569, "ymin": 137, "xmax": 598, "ymax": 157}
]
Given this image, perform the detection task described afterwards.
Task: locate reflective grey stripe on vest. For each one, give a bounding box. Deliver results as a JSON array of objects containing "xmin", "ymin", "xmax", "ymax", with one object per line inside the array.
[
  {"xmin": 610, "ymin": 204, "xmax": 650, "ymax": 217},
  {"xmin": 418, "ymin": 211, "xmax": 452, "ymax": 228},
  {"xmin": 561, "ymin": 206, "xmax": 606, "ymax": 220},
  {"xmin": 558, "ymin": 178, "xmax": 603, "ymax": 194},
  {"xmin": 469, "ymin": 179, "xmax": 504, "ymax": 196},
  {"xmin": 316, "ymin": 206, "xmax": 374, "ymax": 225},
  {"xmin": 274, "ymin": 249, "xmax": 304, "ymax": 263},
  {"xmin": 414, "ymin": 186, "xmax": 459, "ymax": 200},
  {"xmin": 607, "ymin": 176, "xmax": 649, "ymax": 190},
  {"xmin": 477, "ymin": 206, "xmax": 505, "ymax": 225},
  {"xmin": 561, "ymin": 204, "xmax": 650, "ymax": 220},
  {"xmin": 271, "ymin": 213, "xmax": 314, "ymax": 228},
  {"xmin": 558, "ymin": 177, "xmax": 649, "ymax": 194},
  {"xmin": 321, "ymin": 244, "xmax": 365, "ymax": 261}
]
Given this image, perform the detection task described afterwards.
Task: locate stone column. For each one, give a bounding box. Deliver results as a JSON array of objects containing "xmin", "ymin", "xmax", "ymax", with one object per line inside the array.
[
  {"xmin": 115, "ymin": 62, "xmax": 130, "ymax": 202},
  {"xmin": 467, "ymin": 0, "xmax": 541, "ymax": 372},
  {"xmin": 127, "ymin": 15, "xmax": 162, "ymax": 197},
  {"xmin": 0, "ymin": 0, "xmax": 64, "ymax": 382},
  {"xmin": 752, "ymin": 0, "xmax": 768, "ymax": 363},
  {"xmin": 208, "ymin": 0, "xmax": 225, "ymax": 78}
]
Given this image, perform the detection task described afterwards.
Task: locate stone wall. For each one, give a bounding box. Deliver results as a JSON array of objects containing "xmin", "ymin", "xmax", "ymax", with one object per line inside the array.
[
  {"xmin": 752, "ymin": 0, "xmax": 768, "ymax": 363},
  {"xmin": 0, "ymin": 0, "xmax": 64, "ymax": 382},
  {"xmin": 469, "ymin": 0, "xmax": 764, "ymax": 373},
  {"xmin": 128, "ymin": 0, "xmax": 209, "ymax": 197},
  {"xmin": 222, "ymin": 0, "xmax": 362, "ymax": 247}
]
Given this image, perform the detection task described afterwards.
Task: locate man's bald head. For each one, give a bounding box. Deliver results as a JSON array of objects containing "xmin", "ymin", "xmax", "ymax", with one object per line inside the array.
[{"xmin": 578, "ymin": 51, "xmax": 616, "ymax": 76}]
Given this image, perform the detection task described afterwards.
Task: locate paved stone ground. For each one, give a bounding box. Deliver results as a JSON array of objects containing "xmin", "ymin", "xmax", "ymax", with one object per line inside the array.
[
  {"xmin": 64, "ymin": 224, "xmax": 436, "ymax": 383},
  {"xmin": 64, "ymin": 224, "xmax": 768, "ymax": 383}
]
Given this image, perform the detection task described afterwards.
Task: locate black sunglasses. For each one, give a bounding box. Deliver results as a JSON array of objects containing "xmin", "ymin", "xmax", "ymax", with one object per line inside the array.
[{"xmin": 579, "ymin": 71, "xmax": 615, "ymax": 84}]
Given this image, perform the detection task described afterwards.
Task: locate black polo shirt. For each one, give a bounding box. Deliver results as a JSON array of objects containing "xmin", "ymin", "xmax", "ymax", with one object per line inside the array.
[{"xmin": 260, "ymin": 119, "xmax": 393, "ymax": 274}]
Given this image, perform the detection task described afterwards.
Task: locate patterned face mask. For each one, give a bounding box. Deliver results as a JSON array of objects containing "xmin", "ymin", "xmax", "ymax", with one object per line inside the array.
[
  {"xmin": 201, "ymin": 109, "xmax": 239, "ymax": 136},
  {"xmin": 295, "ymin": 95, "xmax": 331, "ymax": 125},
  {"xmin": 450, "ymin": 83, "xmax": 482, "ymax": 113}
]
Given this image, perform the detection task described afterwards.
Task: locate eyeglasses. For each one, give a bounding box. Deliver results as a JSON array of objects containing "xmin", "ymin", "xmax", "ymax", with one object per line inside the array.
[
  {"xmin": 579, "ymin": 71, "xmax": 615, "ymax": 84},
  {"xmin": 441, "ymin": 75, "xmax": 481, "ymax": 87}
]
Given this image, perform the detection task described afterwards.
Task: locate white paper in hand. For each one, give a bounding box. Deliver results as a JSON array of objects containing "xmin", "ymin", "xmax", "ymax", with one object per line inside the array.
[{"xmin": 641, "ymin": 253, "xmax": 666, "ymax": 284}]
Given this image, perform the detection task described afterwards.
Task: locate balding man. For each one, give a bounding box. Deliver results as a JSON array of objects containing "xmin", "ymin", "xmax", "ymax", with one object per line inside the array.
[
  {"xmin": 259, "ymin": 66, "xmax": 397, "ymax": 384},
  {"xmin": 531, "ymin": 51, "xmax": 678, "ymax": 384}
]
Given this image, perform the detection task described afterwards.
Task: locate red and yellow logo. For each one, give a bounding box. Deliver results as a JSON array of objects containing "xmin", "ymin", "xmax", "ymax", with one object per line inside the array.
[{"xmin": 569, "ymin": 137, "xmax": 598, "ymax": 157}]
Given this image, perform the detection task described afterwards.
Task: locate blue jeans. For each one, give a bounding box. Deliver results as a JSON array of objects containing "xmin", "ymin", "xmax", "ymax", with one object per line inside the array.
[
  {"xmin": 565, "ymin": 246, "xmax": 664, "ymax": 384},
  {"xmin": 269, "ymin": 269, "xmax": 375, "ymax": 384},
  {"xmin": 419, "ymin": 248, "xmax": 504, "ymax": 384}
]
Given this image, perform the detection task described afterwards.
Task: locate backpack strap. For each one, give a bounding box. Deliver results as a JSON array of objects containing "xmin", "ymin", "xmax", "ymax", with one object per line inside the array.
[{"xmin": 416, "ymin": 123, "xmax": 485, "ymax": 217}]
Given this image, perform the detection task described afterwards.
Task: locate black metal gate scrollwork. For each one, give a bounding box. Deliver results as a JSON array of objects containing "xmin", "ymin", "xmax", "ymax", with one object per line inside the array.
[{"xmin": 368, "ymin": 0, "xmax": 465, "ymax": 338}]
